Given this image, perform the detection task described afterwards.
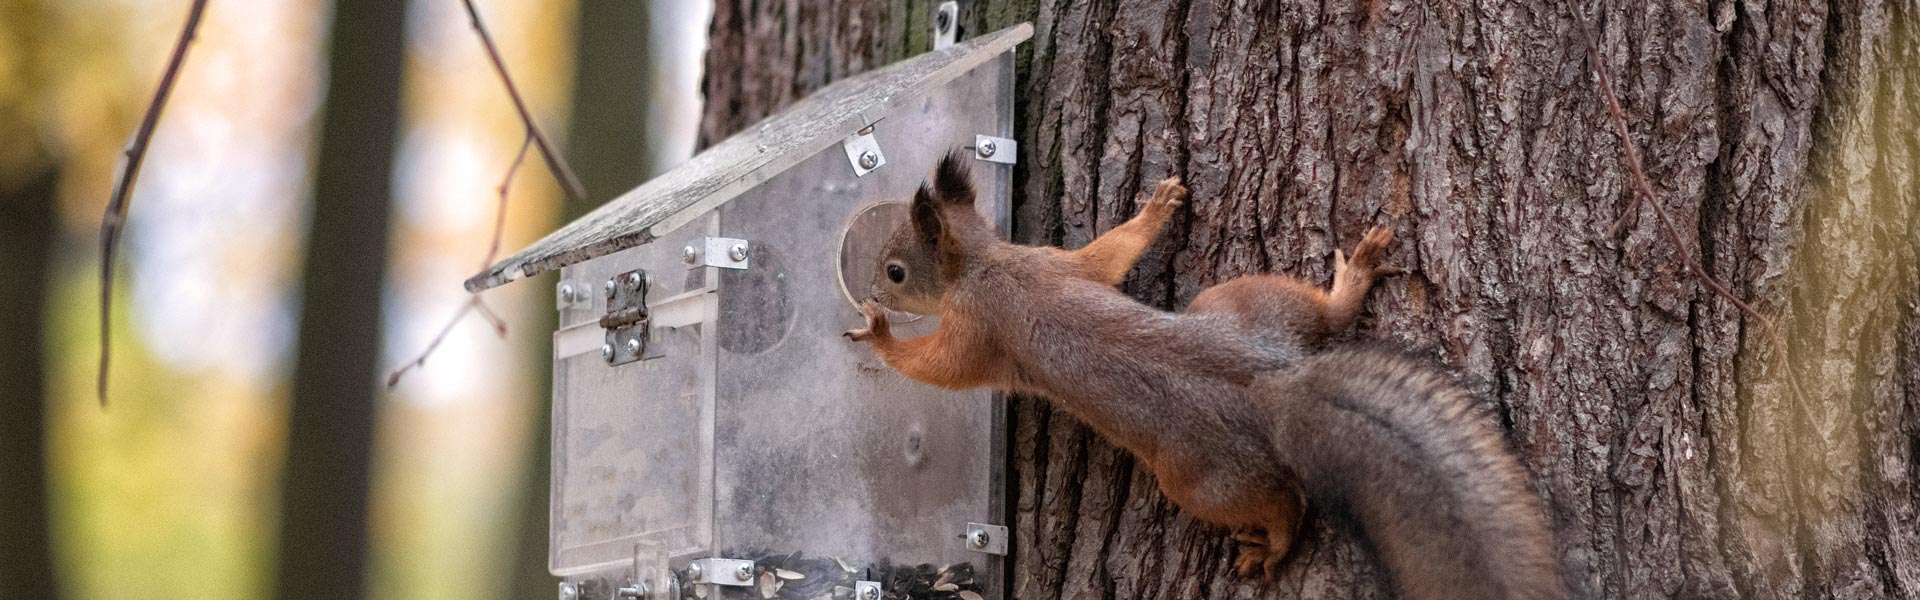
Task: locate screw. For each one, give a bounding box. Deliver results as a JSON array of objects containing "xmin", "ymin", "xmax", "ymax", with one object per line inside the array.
[
  {"xmin": 860, "ymin": 584, "xmax": 881, "ymax": 600},
  {"xmin": 626, "ymin": 272, "xmax": 642, "ymax": 288},
  {"xmin": 605, "ymin": 278, "xmax": 617, "ymax": 296},
  {"xmin": 735, "ymin": 564, "xmax": 753, "ymax": 582},
  {"xmin": 626, "ymin": 338, "xmax": 642, "ymax": 354},
  {"xmin": 967, "ymin": 529, "xmax": 990, "ymax": 549},
  {"xmin": 617, "ymin": 581, "xmax": 650, "ymax": 598},
  {"xmin": 559, "ymin": 283, "xmax": 576, "ymax": 303},
  {"xmin": 683, "ymin": 245, "xmax": 699, "ymax": 265},
  {"xmin": 977, "ymin": 139, "xmax": 997, "ymax": 158},
  {"xmin": 601, "ymin": 343, "xmax": 614, "ymax": 361},
  {"xmin": 559, "ymin": 582, "xmax": 579, "ymax": 600},
  {"xmin": 936, "ymin": 9, "xmax": 951, "ymax": 33},
  {"xmin": 688, "ymin": 563, "xmax": 704, "ymax": 582},
  {"xmin": 859, "ymin": 150, "xmax": 880, "ymax": 170},
  {"xmin": 728, "ymin": 243, "xmax": 749, "ymax": 262}
]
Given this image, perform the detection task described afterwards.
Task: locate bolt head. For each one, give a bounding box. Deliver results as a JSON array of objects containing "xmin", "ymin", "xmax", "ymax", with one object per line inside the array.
[
  {"xmin": 683, "ymin": 245, "xmax": 699, "ymax": 264},
  {"xmin": 860, "ymin": 585, "xmax": 881, "ymax": 600},
  {"xmin": 605, "ymin": 279, "xmax": 617, "ymax": 296},
  {"xmin": 977, "ymin": 139, "xmax": 997, "ymax": 157},
  {"xmin": 736, "ymin": 564, "xmax": 753, "ymax": 582},
  {"xmin": 728, "ymin": 243, "xmax": 749, "ymax": 262},
  {"xmin": 688, "ymin": 563, "xmax": 704, "ymax": 581},
  {"xmin": 626, "ymin": 338, "xmax": 641, "ymax": 354},
  {"xmin": 936, "ymin": 10, "xmax": 952, "ymax": 33},
  {"xmin": 967, "ymin": 529, "xmax": 990, "ymax": 548},
  {"xmin": 601, "ymin": 343, "xmax": 614, "ymax": 361},
  {"xmin": 559, "ymin": 582, "xmax": 579, "ymax": 600},
  {"xmin": 859, "ymin": 150, "xmax": 880, "ymax": 170},
  {"xmin": 626, "ymin": 272, "xmax": 642, "ymax": 288},
  {"xmin": 559, "ymin": 283, "xmax": 576, "ymax": 302}
]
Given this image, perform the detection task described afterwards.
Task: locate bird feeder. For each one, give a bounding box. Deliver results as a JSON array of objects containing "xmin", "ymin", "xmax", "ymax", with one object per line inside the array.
[{"xmin": 468, "ymin": 22, "xmax": 1032, "ymax": 600}]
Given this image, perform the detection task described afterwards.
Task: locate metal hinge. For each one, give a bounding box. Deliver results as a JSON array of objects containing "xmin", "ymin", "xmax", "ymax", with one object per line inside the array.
[
  {"xmin": 600, "ymin": 269, "xmax": 651, "ymax": 365},
  {"xmin": 680, "ymin": 237, "xmax": 751, "ymax": 270},
  {"xmin": 963, "ymin": 522, "xmax": 1008, "ymax": 555},
  {"xmin": 972, "ymin": 134, "xmax": 1016, "ymax": 164}
]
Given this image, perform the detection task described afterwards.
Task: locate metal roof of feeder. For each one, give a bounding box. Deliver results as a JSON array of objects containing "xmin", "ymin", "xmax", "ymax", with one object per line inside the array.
[{"xmin": 465, "ymin": 23, "xmax": 1034, "ymax": 292}]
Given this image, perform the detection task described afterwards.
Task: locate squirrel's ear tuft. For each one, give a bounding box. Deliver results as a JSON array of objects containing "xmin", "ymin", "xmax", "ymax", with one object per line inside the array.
[
  {"xmin": 910, "ymin": 181, "xmax": 942, "ymax": 242},
  {"xmin": 933, "ymin": 150, "xmax": 976, "ymax": 206}
]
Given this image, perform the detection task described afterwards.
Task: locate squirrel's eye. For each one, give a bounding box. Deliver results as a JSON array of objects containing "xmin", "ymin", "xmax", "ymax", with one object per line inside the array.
[{"xmin": 886, "ymin": 264, "xmax": 906, "ymax": 283}]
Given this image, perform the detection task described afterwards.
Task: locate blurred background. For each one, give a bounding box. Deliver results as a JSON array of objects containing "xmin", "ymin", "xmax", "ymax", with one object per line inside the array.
[{"xmin": 0, "ymin": 0, "xmax": 710, "ymax": 598}]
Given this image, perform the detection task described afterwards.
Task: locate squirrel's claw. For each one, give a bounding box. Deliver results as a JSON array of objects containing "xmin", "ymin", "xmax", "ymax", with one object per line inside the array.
[{"xmin": 847, "ymin": 299, "xmax": 890, "ymax": 342}]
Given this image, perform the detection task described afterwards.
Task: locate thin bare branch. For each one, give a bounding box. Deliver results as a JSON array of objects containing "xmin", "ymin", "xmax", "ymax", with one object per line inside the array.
[
  {"xmin": 99, "ymin": 0, "xmax": 211, "ymax": 407},
  {"xmin": 386, "ymin": 131, "xmax": 530, "ymax": 389},
  {"xmin": 1576, "ymin": 7, "xmax": 1810, "ymax": 402},
  {"xmin": 461, "ymin": 0, "xmax": 586, "ymax": 202}
]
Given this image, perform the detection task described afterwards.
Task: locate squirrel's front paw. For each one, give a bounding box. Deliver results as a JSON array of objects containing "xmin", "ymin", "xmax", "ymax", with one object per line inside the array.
[
  {"xmin": 1336, "ymin": 225, "xmax": 1403, "ymax": 279},
  {"xmin": 843, "ymin": 299, "xmax": 891, "ymax": 342},
  {"xmin": 1148, "ymin": 177, "xmax": 1189, "ymax": 211}
]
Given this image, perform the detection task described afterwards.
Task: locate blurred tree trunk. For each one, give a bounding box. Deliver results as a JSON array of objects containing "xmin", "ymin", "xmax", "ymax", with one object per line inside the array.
[
  {"xmin": 508, "ymin": 0, "xmax": 657, "ymax": 597},
  {"xmin": 699, "ymin": 1, "xmax": 1920, "ymax": 598},
  {"xmin": 0, "ymin": 119, "xmax": 61, "ymax": 600},
  {"xmin": 274, "ymin": 0, "xmax": 408, "ymax": 598},
  {"xmin": 0, "ymin": 4, "xmax": 64, "ymax": 598}
]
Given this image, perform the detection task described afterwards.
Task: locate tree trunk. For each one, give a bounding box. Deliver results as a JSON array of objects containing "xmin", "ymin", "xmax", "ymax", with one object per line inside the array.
[
  {"xmin": 698, "ymin": 1, "xmax": 1920, "ymax": 598},
  {"xmin": 274, "ymin": 0, "xmax": 407, "ymax": 598},
  {"xmin": 0, "ymin": 136, "xmax": 62, "ymax": 600}
]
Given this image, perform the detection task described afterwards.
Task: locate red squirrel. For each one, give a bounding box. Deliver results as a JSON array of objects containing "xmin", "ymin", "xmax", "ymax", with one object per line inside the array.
[{"xmin": 844, "ymin": 153, "xmax": 1563, "ymax": 599}]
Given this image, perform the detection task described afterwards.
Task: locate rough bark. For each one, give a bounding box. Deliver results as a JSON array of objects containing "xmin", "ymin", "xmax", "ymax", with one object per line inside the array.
[
  {"xmin": 274, "ymin": 1, "xmax": 407, "ymax": 598},
  {"xmin": 698, "ymin": 1, "xmax": 1920, "ymax": 598}
]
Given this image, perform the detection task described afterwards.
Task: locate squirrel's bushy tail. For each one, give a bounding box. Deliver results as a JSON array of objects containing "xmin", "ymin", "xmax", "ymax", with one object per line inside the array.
[{"xmin": 1257, "ymin": 347, "xmax": 1564, "ymax": 600}]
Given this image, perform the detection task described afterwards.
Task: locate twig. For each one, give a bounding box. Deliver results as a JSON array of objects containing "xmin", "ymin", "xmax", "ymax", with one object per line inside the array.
[
  {"xmin": 386, "ymin": 132, "xmax": 530, "ymax": 389},
  {"xmin": 389, "ymin": 0, "xmax": 591, "ymax": 389},
  {"xmin": 1576, "ymin": 7, "xmax": 1810, "ymax": 402},
  {"xmin": 99, "ymin": 0, "xmax": 211, "ymax": 407},
  {"xmin": 460, "ymin": 0, "xmax": 586, "ymax": 202}
]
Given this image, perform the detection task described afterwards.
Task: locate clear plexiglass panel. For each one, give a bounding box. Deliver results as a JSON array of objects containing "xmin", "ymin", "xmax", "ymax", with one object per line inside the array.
[
  {"xmin": 550, "ymin": 215, "xmax": 720, "ymax": 575},
  {"xmin": 709, "ymin": 52, "xmax": 1014, "ymax": 595}
]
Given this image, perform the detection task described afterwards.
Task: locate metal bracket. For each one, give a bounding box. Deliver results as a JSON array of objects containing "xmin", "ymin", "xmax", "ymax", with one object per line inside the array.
[
  {"xmin": 601, "ymin": 269, "xmax": 651, "ymax": 365},
  {"xmin": 842, "ymin": 126, "xmax": 886, "ymax": 177},
  {"xmin": 973, "ymin": 135, "xmax": 1017, "ymax": 164},
  {"xmin": 855, "ymin": 580, "xmax": 885, "ymax": 600},
  {"xmin": 687, "ymin": 558, "xmax": 756, "ymax": 587},
  {"xmin": 681, "ymin": 237, "xmax": 750, "ymax": 270},
  {"xmin": 556, "ymin": 278, "xmax": 592, "ymax": 311},
  {"xmin": 933, "ymin": 1, "xmax": 959, "ymax": 49},
  {"xmin": 964, "ymin": 522, "xmax": 1008, "ymax": 555}
]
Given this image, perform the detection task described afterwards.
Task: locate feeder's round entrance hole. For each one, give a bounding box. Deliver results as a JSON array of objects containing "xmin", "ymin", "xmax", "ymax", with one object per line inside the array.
[{"xmin": 836, "ymin": 201, "xmax": 924, "ymax": 323}]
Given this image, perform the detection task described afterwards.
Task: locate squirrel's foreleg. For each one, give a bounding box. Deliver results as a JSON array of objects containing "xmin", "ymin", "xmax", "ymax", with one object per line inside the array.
[
  {"xmin": 846, "ymin": 300, "xmax": 999, "ymax": 390},
  {"xmin": 1065, "ymin": 177, "xmax": 1187, "ymax": 286}
]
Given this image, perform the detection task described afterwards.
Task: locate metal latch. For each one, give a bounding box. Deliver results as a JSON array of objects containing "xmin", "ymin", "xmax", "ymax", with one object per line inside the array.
[
  {"xmin": 843, "ymin": 125, "xmax": 886, "ymax": 177},
  {"xmin": 682, "ymin": 237, "xmax": 751, "ymax": 270},
  {"xmin": 600, "ymin": 269, "xmax": 650, "ymax": 365},
  {"xmin": 687, "ymin": 558, "xmax": 756, "ymax": 588},
  {"xmin": 972, "ymin": 134, "xmax": 1016, "ymax": 164},
  {"xmin": 964, "ymin": 522, "xmax": 1008, "ymax": 555}
]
